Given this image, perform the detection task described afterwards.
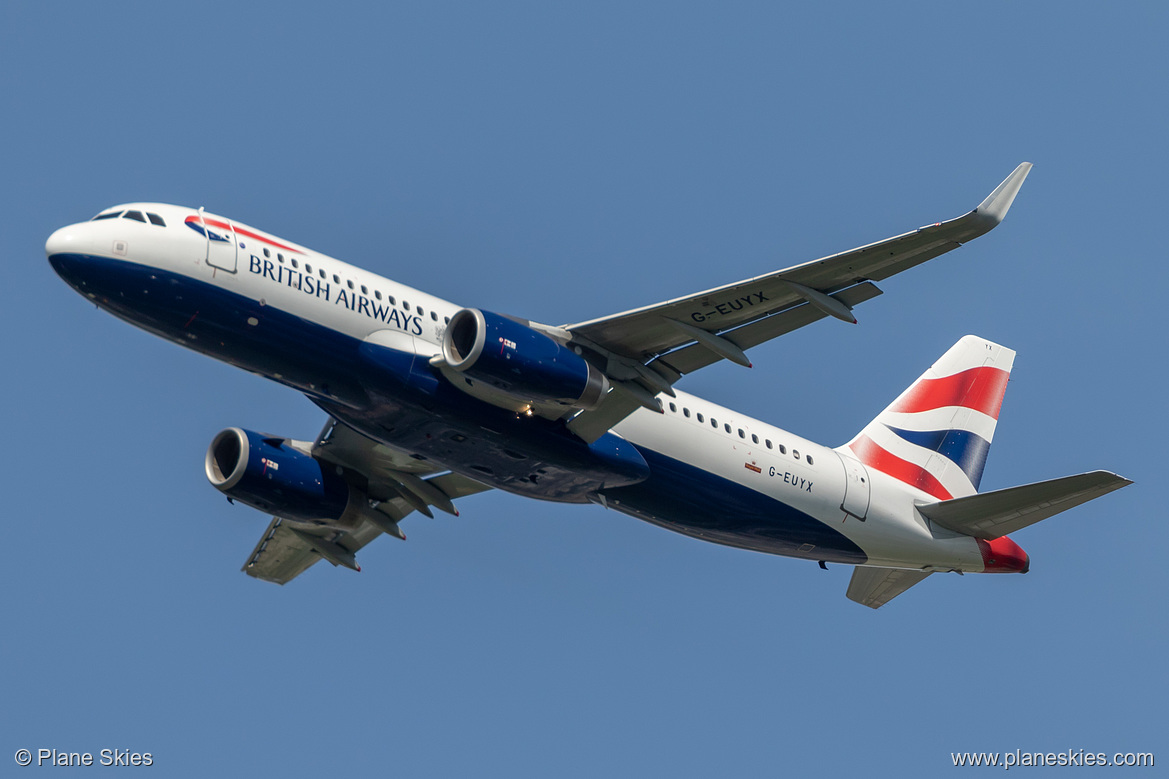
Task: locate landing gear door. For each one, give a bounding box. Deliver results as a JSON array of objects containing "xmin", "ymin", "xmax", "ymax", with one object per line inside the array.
[
  {"xmin": 836, "ymin": 451, "xmax": 871, "ymax": 521},
  {"xmin": 199, "ymin": 208, "xmax": 238, "ymax": 273}
]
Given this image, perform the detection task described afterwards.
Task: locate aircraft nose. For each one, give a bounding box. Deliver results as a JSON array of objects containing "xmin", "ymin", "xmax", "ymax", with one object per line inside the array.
[
  {"xmin": 978, "ymin": 536, "xmax": 1030, "ymax": 573},
  {"xmin": 46, "ymin": 225, "xmax": 78, "ymax": 258}
]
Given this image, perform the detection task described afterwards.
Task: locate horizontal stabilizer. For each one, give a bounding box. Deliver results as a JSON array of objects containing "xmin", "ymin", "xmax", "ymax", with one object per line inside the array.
[
  {"xmin": 847, "ymin": 566, "xmax": 932, "ymax": 609},
  {"xmin": 917, "ymin": 470, "xmax": 1132, "ymax": 540}
]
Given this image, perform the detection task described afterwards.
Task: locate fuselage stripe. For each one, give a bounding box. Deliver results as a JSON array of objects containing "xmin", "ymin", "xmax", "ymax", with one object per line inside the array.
[{"xmin": 184, "ymin": 215, "xmax": 306, "ymax": 255}]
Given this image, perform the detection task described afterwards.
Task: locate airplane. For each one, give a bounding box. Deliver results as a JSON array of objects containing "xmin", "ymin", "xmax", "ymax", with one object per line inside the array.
[{"xmin": 45, "ymin": 162, "xmax": 1131, "ymax": 608}]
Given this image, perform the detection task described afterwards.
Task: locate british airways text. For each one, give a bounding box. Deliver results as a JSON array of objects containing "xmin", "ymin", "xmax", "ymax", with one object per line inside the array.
[{"xmin": 248, "ymin": 255, "xmax": 423, "ymax": 334}]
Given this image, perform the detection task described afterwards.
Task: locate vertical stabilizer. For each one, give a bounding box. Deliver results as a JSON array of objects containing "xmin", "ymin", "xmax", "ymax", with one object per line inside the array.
[{"xmin": 841, "ymin": 336, "xmax": 1015, "ymax": 500}]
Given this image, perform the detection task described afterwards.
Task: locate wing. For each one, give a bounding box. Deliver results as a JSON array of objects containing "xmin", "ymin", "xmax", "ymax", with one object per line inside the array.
[
  {"xmin": 568, "ymin": 163, "xmax": 1031, "ymax": 361},
  {"xmin": 846, "ymin": 566, "xmax": 933, "ymax": 609},
  {"xmin": 241, "ymin": 419, "xmax": 491, "ymax": 584},
  {"xmin": 564, "ymin": 164, "xmax": 1032, "ymax": 441}
]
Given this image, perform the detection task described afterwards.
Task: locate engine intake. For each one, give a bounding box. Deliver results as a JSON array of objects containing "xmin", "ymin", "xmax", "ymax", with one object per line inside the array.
[
  {"xmin": 441, "ymin": 308, "xmax": 608, "ymax": 410},
  {"xmin": 206, "ymin": 427, "xmax": 354, "ymax": 523}
]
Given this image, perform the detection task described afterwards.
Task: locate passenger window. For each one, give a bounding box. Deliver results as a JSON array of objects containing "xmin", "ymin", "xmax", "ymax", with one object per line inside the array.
[
  {"xmin": 347, "ymin": 280, "xmax": 354, "ymax": 290},
  {"xmin": 361, "ymin": 285, "xmax": 368, "ymax": 295},
  {"xmin": 697, "ymin": 413, "xmax": 704, "ymax": 423},
  {"xmin": 807, "ymin": 455, "xmax": 814, "ymax": 465},
  {"xmin": 683, "ymin": 408, "xmax": 690, "ymax": 418},
  {"xmin": 264, "ymin": 248, "xmax": 271, "ymax": 258},
  {"xmin": 765, "ymin": 440, "xmax": 773, "ymax": 449},
  {"xmin": 123, "ymin": 210, "xmax": 146, "ymax": 222},
  {"xmin": 711, "ymin": 418, "xmax": 718, "ymax": 428},
  {"xmin": 779, "ymin": 445, "xmax": 787, "ymax": 455},
  {"xmin": 431, "ymin": 311, "xmax": 438, "ymax": 321},
  {"xmin": 291, "ymin": 258, "xmax": 298, "ymax": 269},
  {"xmin": 319, "ymin": 269, "xmax": 326, "ymax": 279},
  {"xmin": 418, "ymin": 306, "xmax": 425, "ymax": 316},
  {"xmin": 306, "ymin": 264, "xmax": 313, "ymax": 273},
  {"xmin": 375, "ymin": 290, "xmax": 382, "ymax": 300},
  {"xmin": 751, "ymin": 434, "xmax": 758, "ymax": 444},
  {"xmin": 724, "ymin": 423, "xmax": 731, "ymax": 433},
  {"xmin": 793, "ymin": 450, "xmax": 800, "ymax": 460},
  {"xmin": 333, "ymin": 274, "xmax": 340, "ymax": 284},
  {"xmin": 388, "ymin": 296, "xmax": 396, "ymax": 305},
  {"xmin": 668, "ymin": 402, "xmax": 677, "ymax": 412},
  {"xmin": 444, "ymin": 316, "xmax": 450, "ymax": 324},
  {"xmin": 404, "ymin": 301, "xmax": 411, "ymax": 311},
  {"xmin": 147, "ymin": 213, "xmax": 166, "ymax": 226}
]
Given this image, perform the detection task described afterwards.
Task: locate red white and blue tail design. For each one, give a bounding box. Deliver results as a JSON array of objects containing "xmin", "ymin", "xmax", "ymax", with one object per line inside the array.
[{"xmin": 842, "ymin": 336, "xmax": 1015, "ymax": 500}]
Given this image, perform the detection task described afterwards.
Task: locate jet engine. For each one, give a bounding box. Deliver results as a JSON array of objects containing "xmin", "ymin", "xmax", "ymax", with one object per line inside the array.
[
  {"xmin": 205, "ymin": 427, "xmax": 358, "ymax": 525},
  {"xmin": 440, "ymin": 308, "xmax": 608, "ymax": 410}
]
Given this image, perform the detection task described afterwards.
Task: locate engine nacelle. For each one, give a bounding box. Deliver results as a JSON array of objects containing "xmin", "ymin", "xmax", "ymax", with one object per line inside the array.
[
  {"xmin": 205, "ymin": 428, "xmax": 355, "ymax": 524},
  {"xmin": 440, "ymin": 308, "xmax": 608, "ymax": 410}
]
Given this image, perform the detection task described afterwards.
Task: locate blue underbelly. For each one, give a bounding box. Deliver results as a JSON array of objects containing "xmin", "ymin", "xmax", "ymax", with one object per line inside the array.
[
  {"xmin": 602, "ymin": 446, "xmax": 867, "ymax": 564},
  {"xmin": 49, "ymin": 253, "xmax": 649, "ymax": 501}
]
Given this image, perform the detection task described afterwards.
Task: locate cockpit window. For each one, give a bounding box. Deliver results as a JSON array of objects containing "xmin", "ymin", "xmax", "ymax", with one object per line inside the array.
[
  {"xmin": 147, "ymin": 213, "xmax": 166, "ymax": 227},
  {"xmin": 123, "ymin": 210, "xmax": 146, "ymax": 222},
  {"xmin": 92, "ymin": 210, "xmax": 123, "ymax": 221}
]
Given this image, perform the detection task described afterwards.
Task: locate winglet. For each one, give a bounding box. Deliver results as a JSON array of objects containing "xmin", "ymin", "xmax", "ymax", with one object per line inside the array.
[{"xmin": 975, "ymin": 162, "xmax": 1032, "ymax": 225}]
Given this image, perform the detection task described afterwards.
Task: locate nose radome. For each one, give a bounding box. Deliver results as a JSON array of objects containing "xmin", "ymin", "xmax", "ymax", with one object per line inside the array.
[{"xmin": 45, "ymin": 226, "xmax": 78, "ymax": 258}]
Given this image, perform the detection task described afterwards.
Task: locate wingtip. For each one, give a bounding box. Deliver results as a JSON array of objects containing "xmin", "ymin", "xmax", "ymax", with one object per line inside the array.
[
  {"xmin": 1087, "ymin": 469, "xmax": 1134, "ymax": 488},
  {"xmin": 975, "ymin": 162, "xmax": 1033, "ymax": 224}
]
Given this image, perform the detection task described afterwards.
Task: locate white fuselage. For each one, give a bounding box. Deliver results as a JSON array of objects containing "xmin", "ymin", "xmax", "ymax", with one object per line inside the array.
[{"xmin": 46, "ymin": 202, "xmax": 999, "ymax": 574}]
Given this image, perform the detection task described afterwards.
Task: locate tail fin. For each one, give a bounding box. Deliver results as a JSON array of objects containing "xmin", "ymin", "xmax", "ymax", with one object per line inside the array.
[{"xmin": 842, "ymin": 335, "xmax": 1015, "ymax": 500}]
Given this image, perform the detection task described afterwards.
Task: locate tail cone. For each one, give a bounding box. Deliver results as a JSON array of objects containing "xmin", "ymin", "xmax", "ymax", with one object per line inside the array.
[{"xmin": 977, "ymin": 536, "xmax": 1029, "ymax": 573}]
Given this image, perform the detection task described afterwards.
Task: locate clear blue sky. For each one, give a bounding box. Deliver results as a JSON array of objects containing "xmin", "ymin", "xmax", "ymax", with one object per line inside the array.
[{"xmin": 3, "ymin": 2, "xmax": 1164, "ymax": 775}]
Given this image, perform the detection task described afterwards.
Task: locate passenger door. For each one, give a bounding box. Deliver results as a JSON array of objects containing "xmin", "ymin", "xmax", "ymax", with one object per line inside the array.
[{"xmin": 198, "ymin": 208, "xmax": 238, "ymax": 273}]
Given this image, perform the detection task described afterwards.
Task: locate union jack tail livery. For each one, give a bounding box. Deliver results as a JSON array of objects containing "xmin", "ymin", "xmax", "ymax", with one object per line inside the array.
[{"xmin": 845, "ymin": 335, "xmax": 1015, "ymax": 501}]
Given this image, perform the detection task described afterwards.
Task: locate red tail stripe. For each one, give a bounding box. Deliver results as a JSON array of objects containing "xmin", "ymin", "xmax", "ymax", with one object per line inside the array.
[
  {"xmin": 889, "ymin": 366, "xmax": 1010, "ymax": 419},
  {"xmin": 849, "ymin": 435, "xmax": 953, "ymax": 500}
]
